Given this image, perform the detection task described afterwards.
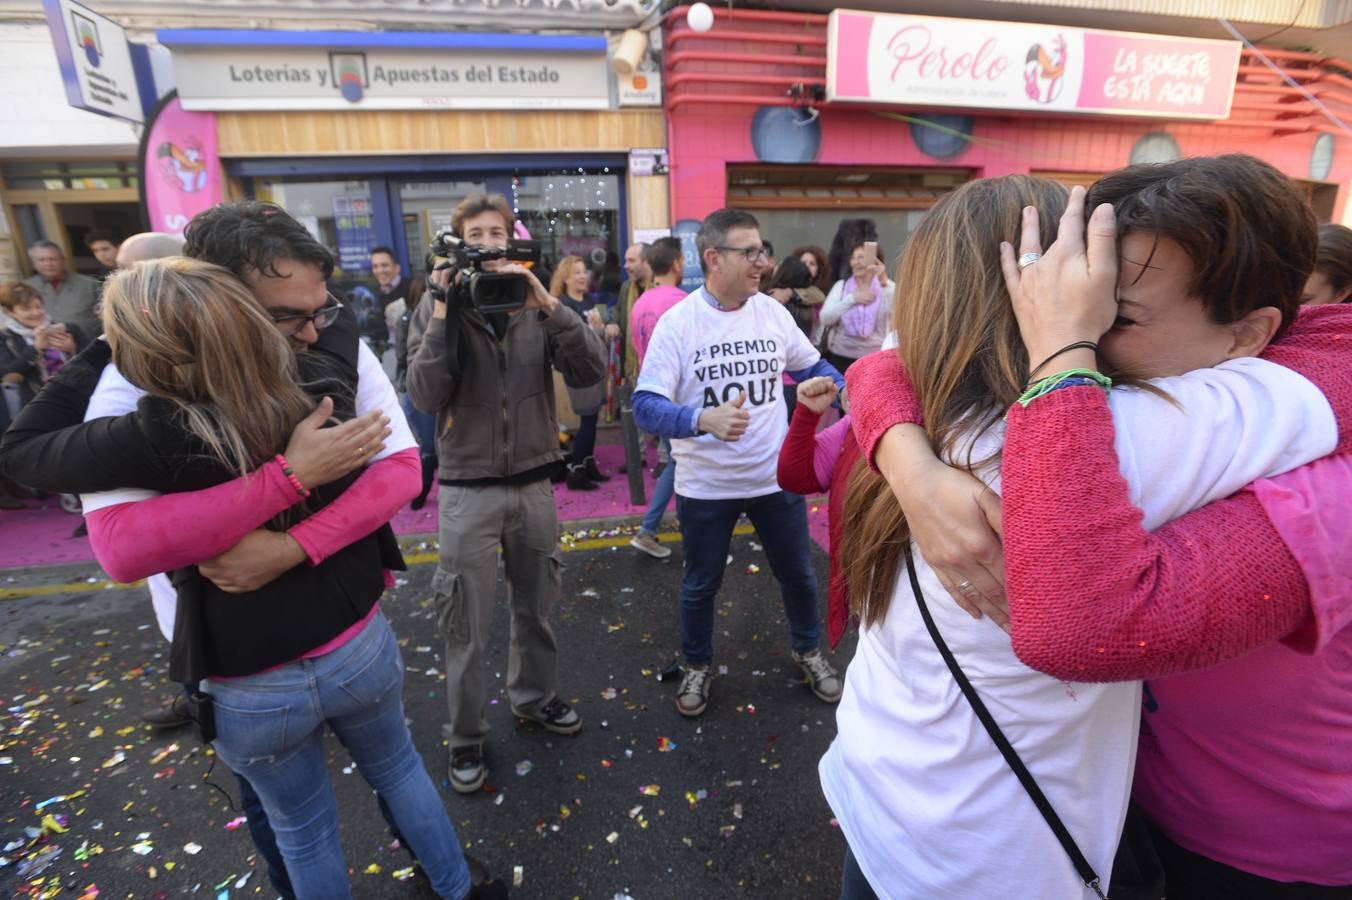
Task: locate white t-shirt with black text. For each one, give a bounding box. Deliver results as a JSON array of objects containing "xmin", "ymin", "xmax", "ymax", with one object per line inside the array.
[{"xmin": 635, "ymin": 289, "xmax": 820, "ymax": 500}]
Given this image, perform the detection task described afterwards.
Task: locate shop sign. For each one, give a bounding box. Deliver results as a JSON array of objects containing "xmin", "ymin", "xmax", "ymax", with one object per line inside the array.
[
  {"xmin": 43, "ymin": 0, "xmax": 143, "ymax": 123},
  {"xmin": 162, "ymin": 31, "xmax": 612, "ymax": 111},
  {"xmin": 827, "ymin": 10, "xmax": 1240, "ymax": 121},
  {"xmin": 618, "ymin": 69, "xmax": 662, "ymax": 107},
  {"xmin": 138, "ymin": 91, "xmax": 223, "ymax": 236},
  {"xmin": 628, "ymin": 148, "xmax": 669, "ymax": 177}
]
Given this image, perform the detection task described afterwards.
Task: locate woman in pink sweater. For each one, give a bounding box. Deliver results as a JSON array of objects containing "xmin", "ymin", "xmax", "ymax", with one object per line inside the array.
[
  {"xmin": 775, "ymin": 378, "xmax": 860, "ymax": 648},
  {"xmin": 848, "ymin": 157, "xmax": 1351, "ymax": 896}
]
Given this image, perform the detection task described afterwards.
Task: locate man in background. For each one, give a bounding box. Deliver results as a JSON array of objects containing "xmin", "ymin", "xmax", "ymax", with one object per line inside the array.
[
  {"xmin": 85, "ymin": 232, "xmax": 120, "ymax": 280},
  {"xmin": 627, "ymin": 236, "xmax": 687, "ymax": 560},
  {"xmin": 24, "ymin": 240, "xmax": 101, "ymax": 337}
]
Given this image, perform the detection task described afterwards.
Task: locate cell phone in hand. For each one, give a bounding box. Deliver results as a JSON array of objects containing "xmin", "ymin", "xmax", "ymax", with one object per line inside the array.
[{"xmin": 863, "ymin": 242, "xmax": 878, "ymax": 267}]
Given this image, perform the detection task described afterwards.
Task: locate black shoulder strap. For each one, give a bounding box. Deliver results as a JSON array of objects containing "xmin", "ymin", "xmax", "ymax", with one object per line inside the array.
[{"xmin": 904, "ymin": 545, "xmax": 1107, "ymax": 900}]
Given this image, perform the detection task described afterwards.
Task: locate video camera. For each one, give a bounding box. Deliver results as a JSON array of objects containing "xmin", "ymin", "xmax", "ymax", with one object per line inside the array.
[{"xmin": 430, "ymin": 228, "xmax": 543, "ymax": 315}]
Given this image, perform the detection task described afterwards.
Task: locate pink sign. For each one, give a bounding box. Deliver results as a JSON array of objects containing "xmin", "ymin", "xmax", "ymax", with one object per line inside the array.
[
  {"xmin": 138, "ymin": 91, "xmax": 223, "ymax": 236},
  {"xmin": 827, "ymin": 10, "xmax": 1240, "ymax": 121}
]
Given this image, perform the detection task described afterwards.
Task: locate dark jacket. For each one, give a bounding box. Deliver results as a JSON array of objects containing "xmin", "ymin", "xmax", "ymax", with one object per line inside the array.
[
  {"xmin": 405, "ymin": 294, "xmax": 607, "ymax": 483},
  {"xmin": 0, "ymin": 323, "xmax": 90, "ymax": 409},
  {"xmin": 0, "ymin": 308, "xmax": 404, "ymax": 681}
]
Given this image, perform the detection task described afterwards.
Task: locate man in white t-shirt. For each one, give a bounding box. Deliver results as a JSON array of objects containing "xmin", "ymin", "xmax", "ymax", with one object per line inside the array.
[{"xmin": 633, "ymin": 208, "xmax": 846, "ymax": 717}]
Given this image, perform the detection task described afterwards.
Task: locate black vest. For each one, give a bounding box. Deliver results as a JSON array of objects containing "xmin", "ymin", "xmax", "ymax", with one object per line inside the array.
[{"xmin": 165, "ymin": 307, "xmax": 405, "ymax": 682}]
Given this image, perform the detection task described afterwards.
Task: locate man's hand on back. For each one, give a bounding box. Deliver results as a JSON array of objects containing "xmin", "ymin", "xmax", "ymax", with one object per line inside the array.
[{"xmin": 199, "ymin": 529, "xmax": 307, "ymax": 593}]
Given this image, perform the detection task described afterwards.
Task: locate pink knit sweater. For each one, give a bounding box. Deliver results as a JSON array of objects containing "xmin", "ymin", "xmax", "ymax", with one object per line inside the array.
[
  {"xmin": 777, "ymin": 409, "xmax": 859, "ymax": 648},
  {"xmin": 844, "ymin": 303, "xmax": 1352, "ymax": 681}
]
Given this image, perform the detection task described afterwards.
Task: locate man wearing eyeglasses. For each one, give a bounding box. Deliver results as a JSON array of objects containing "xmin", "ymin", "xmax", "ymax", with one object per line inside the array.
[{"xmin": 633, "ymin": 208, "xmax": 847, "ymax": 718}]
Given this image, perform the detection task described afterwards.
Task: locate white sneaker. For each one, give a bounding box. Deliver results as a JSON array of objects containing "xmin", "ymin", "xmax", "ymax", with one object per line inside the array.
[{"xmin": 792, "ymin": 649, "xmax": 843, "ymax": 703}]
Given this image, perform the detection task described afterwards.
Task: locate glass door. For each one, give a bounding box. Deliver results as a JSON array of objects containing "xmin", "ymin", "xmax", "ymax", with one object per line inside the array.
[{"xmin": 510, "ymin": 169, "xmax": 623, "ymax": 308}]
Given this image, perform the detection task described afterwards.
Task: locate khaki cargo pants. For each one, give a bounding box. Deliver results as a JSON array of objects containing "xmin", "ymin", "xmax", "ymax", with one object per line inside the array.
[{"xmin": 432, "ymin": 478, "xmax": 563, "ymax": 749}]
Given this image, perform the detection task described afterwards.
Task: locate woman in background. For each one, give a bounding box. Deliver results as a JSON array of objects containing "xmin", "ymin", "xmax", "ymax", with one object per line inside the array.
[
  {"xmin": 1303, "ymin": 223, "xmax": 1352, "ymax": 304},
  {"xmin": 551, "ymin": 255, "xmax": 616, "ymax": 490}
]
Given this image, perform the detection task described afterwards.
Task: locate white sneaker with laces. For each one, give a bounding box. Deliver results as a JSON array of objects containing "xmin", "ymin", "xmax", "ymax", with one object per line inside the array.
[{"xmin": 792, "ymin": 649, "xmax": 843, "ymax": 703}]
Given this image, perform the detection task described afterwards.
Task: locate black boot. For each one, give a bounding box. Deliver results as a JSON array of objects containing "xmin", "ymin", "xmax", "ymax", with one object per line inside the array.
[
  {"xmin": 0, "ymin": 478, "xmax": 23, "ymax": 511},
  {"xmin": 410, "ymin": 456, "xmax": 437, "ymax": 510},
  {"xmin": 565, "ymin": 464, "xmax": 598, "ymax": 491},
  {"xmin": 582, "ymin": 456, "xmax": 610, "ymax": 483}
]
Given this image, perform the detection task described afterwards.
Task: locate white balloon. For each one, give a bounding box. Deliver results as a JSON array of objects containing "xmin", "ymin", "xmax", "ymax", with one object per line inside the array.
[{"xmin": 687, "ymin": 2, "xmax": 714, "ymax": 33}]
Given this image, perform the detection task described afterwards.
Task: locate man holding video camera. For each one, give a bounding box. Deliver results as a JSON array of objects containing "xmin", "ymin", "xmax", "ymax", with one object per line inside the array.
[{"xmin": 406, "ymin": 192, "xmax": 607, "ymax": 794}]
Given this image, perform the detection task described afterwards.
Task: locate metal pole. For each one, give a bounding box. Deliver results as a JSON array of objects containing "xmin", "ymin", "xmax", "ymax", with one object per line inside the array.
[{"xmin": 620, "ymin": 384, "xmax": 646, "ymax": 506}]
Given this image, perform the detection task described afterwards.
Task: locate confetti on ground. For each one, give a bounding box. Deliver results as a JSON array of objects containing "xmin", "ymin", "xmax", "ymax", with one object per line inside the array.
[
  {"xmin": 606, "ymin": 831, "xmax": 619, "ymax": 844},
  {"xmin": 515, "ymin": 760, "xmax": 535, "ymax": 776},
  {"xmin": 224, "ymin": 816, "xmax": 247, "ymax": 831},
  {"xmin": 149, "ymin": 742, "xmax": 179, "ymax": 764},
  {"xmin": 640, "ymin": 784, "xmax": 660, "ymax": 796},
  {"xmin": 183, "ymin": 841, "xmax": 202, "ymax": 855},
  {"xmin": 745, "ymin": 564, "xmax": 760, "ymax": 574},
  {"xmin": 657, "ymin": 737, "xmax": 677, "ymax": 752},
  {"xmin": 512, "ymin": 865, "xmax": 524, "ymax": 887},
  {"xmin": 600, "ymin": 687, "xmax": 618, "ymax": 700},
  {"xmin": 130, "ymin": 839, "xmax": 154, "ymax": 855}
]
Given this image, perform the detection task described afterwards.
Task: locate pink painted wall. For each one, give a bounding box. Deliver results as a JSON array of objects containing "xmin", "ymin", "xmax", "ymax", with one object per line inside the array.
[{"xmin": 667, "ymin": 104, "xmax": 1351, "ymax": 223}]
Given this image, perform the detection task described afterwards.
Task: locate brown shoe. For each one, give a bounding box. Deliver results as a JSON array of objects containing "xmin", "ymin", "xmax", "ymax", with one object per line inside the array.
[{"xmin": 141, "ymin": 697, "xmax": 192, "ymax": 729}]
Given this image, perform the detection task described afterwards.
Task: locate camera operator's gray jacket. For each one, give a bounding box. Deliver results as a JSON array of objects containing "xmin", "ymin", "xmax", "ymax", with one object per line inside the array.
[{"xmin": 406, "ymin": 297, "xmax": 607, "ymax": 482}]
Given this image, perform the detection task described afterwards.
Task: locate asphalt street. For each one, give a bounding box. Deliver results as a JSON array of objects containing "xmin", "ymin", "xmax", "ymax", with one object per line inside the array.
[{"xmin": 1, "ymin": 525, "xmax": 857, "ymax": 900}]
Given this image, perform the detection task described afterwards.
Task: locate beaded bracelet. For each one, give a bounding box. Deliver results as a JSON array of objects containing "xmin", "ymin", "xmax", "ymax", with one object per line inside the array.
[
  {"xmin": 1017, "ymin": 368, "xmax": 1112, "ymax": 408},
  {"xmin": 274, "ymin": 454, "xmax": 311, "ymax": 498}
]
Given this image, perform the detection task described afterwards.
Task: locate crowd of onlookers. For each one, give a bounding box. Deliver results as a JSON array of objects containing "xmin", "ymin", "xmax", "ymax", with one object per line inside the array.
[{"xmin": 1, "ymin": 156, "xmax": 1349, "ymax": 900}]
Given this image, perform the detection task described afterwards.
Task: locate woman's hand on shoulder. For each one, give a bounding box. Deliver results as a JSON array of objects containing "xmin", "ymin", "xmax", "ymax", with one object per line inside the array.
[{"xmin": 282, "ymin": 397, "xmax": 389, "ymax": 490}]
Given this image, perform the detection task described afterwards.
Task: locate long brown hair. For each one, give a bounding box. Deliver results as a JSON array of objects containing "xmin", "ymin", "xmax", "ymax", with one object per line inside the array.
[
  {"xmin": 790, "ymin": 244, "xmax": 832, "ymax": 294},
  {"xmin": 841, "ymin": 176, "xmax": 1069, "ymax": 628},
  {"xmin": 102, "ymin": 258, "xmax": 317, "ymax": 477}
]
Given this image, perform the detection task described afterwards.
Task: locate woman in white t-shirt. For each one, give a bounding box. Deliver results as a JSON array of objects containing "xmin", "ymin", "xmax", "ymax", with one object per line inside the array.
[
  {"xmin": 821, "ymin": 176, "xmax": 1333, "ymax": 899},
  {"xmin": 819, "ymin": 242, "xmax": 892, "ymax": 374}
]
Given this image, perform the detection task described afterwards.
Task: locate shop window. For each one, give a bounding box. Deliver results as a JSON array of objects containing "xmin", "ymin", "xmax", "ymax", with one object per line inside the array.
[
  {"xmin": 399, "ymin": 181, "xmax": 489, "ymax": 267},
  {"xmin": 2, "ymin": 160, "xmax": 136, "ymax": 191},
  {"xmin": 512, "ymin": 170, "xmax": 623, "ymax": 306},
  {"xmin": 11, "ymin": 205, "xmax": 45, "ymax": 250},
  {"xmin": 727, "ymin": 166, "xmax": 969, "ymax": 269},
  {"xmin": 254, "ymin": 178, "xmax": 375, "ymax": 279}
]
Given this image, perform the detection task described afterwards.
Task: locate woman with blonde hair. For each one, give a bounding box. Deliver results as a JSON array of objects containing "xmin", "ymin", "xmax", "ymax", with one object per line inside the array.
[
  {"xmin": 7, "ymin": 258, "xmax": 497, "ymax": 899},
  {"xmin": 550, "ymin": 254, "xmax": 617, "ymax": 489},
  {"xmin": 820, "ymin": 175, "xmax": 1335, "ymax": 899}
]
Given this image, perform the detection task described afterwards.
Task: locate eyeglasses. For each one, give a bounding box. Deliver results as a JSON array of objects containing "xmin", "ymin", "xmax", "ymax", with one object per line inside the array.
[
  {"xmin": 271, "ymin": 294, "xmax": 344, "ymax": 334},
  {"xmin": 716, "ymin": 245, "xmax": 770, "ymax": 264}
]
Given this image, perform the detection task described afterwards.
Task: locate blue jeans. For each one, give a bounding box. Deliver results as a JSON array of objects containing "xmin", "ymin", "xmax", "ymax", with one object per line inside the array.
[
  {"xmin": 206, "ymin": 613, "xmax": 470, "ymax": 900},
  {"xmin": 675, "ymin": 490, "xmax": 820, "ymax": 664},
  {"xmin": 639, "ymin": 455, "xmax": 675, "ymax": 536},
  {"xmin": 401, "ymin": 392, "xmax": 437, "ymax": 459},
  {"xmin": 236, "ymin": 768, "xmax": 412, "ymax": 900},
  {"xmin": 840, "ymin": 847, "xmax": 880, "ymax": 900}
]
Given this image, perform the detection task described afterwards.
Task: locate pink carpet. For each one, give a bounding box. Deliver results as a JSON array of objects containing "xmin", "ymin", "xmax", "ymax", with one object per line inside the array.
[{"xmin": 0, "ymin": 442, "xmax": 830, "ymax": 571}]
